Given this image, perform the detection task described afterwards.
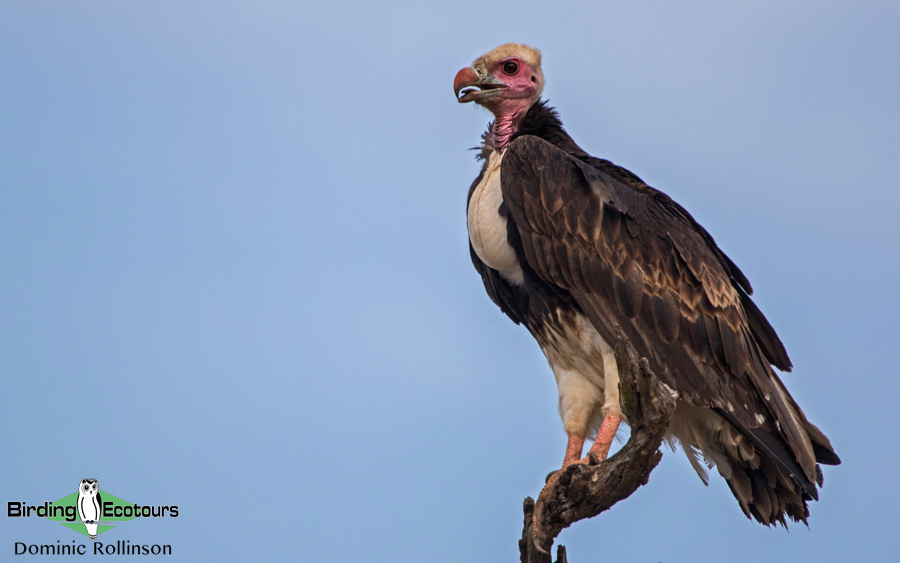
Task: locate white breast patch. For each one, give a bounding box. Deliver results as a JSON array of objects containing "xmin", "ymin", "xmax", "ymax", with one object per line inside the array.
[{"xmin": 467, "ymin": 151, "xmax": 524, "ymax": 285}]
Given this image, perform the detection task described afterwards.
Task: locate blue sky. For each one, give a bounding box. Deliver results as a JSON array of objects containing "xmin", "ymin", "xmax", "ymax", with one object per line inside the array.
[{"xmin": 2, "ymin": 1, "xmax": 898, "ymax": 561}]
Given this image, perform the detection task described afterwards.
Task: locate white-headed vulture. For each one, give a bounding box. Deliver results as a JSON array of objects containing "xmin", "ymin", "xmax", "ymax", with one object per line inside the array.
[{"xmin": 455, "ymin": 43, "xmax": 839, "ymax": 526}]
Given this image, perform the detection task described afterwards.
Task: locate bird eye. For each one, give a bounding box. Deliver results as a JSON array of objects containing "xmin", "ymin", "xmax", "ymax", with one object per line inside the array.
[{"xmin": 502, "ymin": 61, "xmax": 519, "ymax": 75}]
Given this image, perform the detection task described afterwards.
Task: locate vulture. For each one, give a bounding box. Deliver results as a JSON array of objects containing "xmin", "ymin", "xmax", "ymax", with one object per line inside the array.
[{"xmin": 454, "ymin": 43, "xmax": 839, "ymax": 526}]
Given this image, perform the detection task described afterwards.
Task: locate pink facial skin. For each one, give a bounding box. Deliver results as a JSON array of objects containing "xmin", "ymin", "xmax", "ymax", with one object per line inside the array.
[
  {"xmin": 479, "ymin": 58, "xmax": 541, "ymax": 152},
  {"xmin": 455, "ymin": 56, "xmax": 542, "ymax": 152}
]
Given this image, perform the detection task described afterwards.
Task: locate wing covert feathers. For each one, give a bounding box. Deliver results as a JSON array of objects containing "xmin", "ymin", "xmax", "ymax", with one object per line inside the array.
[{"xmin": 498, "ymin": 134, "xmax": 838, "ymax": 524}]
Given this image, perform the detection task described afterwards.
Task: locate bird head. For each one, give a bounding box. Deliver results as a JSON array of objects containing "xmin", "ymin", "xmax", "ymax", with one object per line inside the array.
[{"xmin": 454, "ymin": 43, "xmax": 543, "ymax": 119}]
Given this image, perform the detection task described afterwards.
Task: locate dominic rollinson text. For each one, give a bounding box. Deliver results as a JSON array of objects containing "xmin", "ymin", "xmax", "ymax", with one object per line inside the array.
[{"xmin": 15, "ymin": 540, "xmax": 172, "ymax": 556}]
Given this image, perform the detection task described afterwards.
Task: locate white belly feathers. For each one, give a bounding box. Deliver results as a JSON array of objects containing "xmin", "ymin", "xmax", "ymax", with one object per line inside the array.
[
  {"xmin": 467, "ymin": 151, "xmax": 525, "ymax": 285},
  {"xmin": 541, "ymin": 311, "xmax": 623, "ymax": 437}
]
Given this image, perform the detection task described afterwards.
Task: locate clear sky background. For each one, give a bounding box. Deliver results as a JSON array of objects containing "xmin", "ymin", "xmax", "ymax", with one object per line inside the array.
[{"xmin": 2, "ymin": 1, "xmax": 898, "ymax": 561}]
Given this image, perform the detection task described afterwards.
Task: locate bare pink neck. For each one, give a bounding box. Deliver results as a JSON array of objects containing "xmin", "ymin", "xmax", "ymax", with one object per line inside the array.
[
  {"xmin": 491, "ymin": 99, "xmax": 534, "ymax": 153},
  {"xmin": 491, "ymin": 115, "xmax": 518, "ymax": 153}
]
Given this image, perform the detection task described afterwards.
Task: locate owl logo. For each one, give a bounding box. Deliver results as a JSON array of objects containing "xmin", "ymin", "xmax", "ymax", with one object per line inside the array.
[{"xmin": 76, "ymin": 478, "xmax": 102, "ymax": 539}]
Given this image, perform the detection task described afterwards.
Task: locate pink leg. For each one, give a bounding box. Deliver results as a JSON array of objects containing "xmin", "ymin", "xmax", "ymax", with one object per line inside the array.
[
  {"xmin": 562, "ymin": 433, "xmax": 585, "ymax": 468},
  {"xmin": 558, "ymin": 414, "xmax": 623, "ymax": 471},
  {"xmin": 585, "ymin": 414, "xmax": 622, "ymax": 461}
]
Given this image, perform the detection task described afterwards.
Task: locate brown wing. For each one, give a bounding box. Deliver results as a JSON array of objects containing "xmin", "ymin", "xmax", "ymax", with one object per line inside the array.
[{"xmin": 500, "ymin": 135, "xmax": 820, "ymax": 484}]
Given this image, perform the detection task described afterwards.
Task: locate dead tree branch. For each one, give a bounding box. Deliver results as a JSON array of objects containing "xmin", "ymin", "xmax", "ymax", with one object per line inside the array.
[{"xmin": 519, "ymin": 327, "xmax": 677, "ymax": 563}]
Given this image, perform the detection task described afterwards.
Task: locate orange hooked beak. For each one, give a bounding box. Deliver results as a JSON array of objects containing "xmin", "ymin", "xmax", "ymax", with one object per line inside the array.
[{"xmin": 454, "ymin": 66, "xmax": 507, "ymax": 103}]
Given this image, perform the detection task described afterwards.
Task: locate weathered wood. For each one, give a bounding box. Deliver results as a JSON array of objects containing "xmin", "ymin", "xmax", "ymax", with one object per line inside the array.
[{"xmin": 519, "ymin": 327, "xmax": 677, "ymax": 562}]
